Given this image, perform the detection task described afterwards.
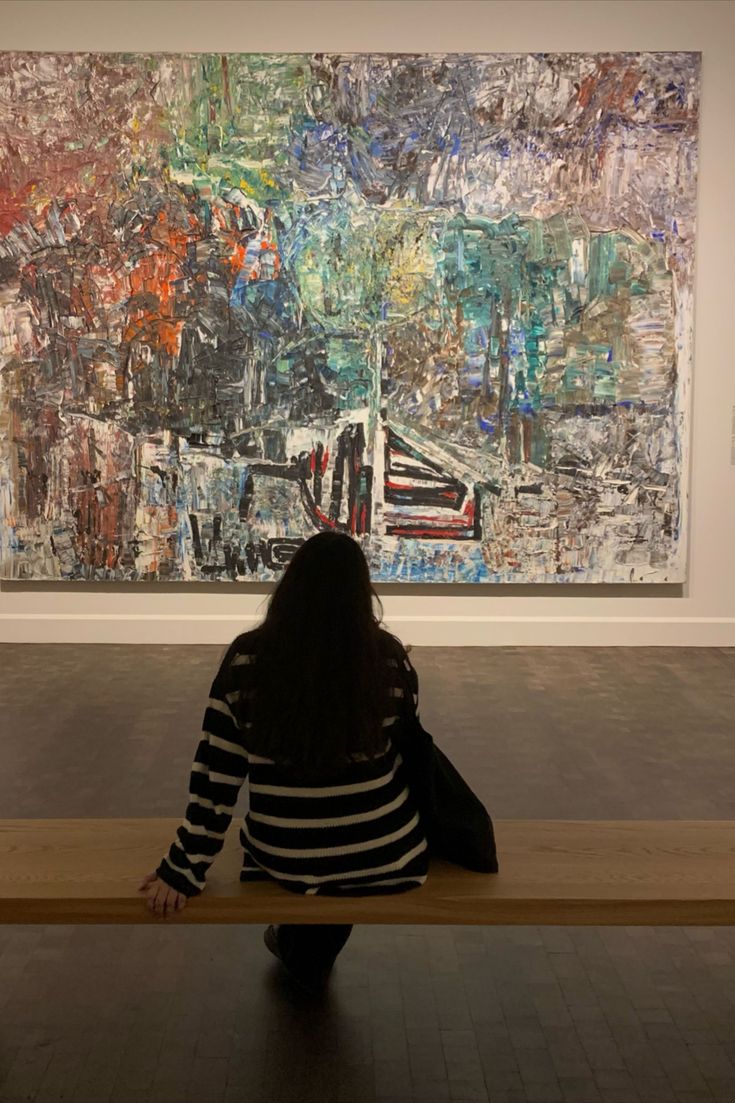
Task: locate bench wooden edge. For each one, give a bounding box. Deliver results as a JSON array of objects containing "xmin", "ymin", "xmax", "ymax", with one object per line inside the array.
[{"xmin": 2, "ymin": 897, "xmax": 734, "ymax": 926}]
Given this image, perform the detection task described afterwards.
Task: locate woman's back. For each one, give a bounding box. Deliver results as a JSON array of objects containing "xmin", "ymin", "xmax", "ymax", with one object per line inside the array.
[
  {"xmin": 154, "ymin": 628, "xmax": 429, "ymax": 897},
  {"xmin": 229, "ymin": 627, "xmax": 429, "ymax": 895}
]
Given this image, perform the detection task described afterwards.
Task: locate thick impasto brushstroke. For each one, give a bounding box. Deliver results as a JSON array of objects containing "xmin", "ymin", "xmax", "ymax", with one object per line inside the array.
[{"xmin": 0, "ymin": 51, "xmax": 699, "ymax": 582}]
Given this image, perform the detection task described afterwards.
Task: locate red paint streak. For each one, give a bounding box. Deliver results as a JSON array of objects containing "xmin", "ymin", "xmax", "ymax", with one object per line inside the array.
[
  {"xmin": 384, "ymin": 480, "xmax": 459, "ymax": 505},
  {"xmin": 389, "ymin": 526, "xmax": 474, "ymax": 539},
  {"xmin": 311, "ymin": 504, "xmax": 338, "ymax": 529},
  {"xmin": 577, "ymin": 73, "xmax": 597, "ymax": 108},
  {"xmin": 385, "ymin": 479, "xmax": 409, "ymax": 490}
]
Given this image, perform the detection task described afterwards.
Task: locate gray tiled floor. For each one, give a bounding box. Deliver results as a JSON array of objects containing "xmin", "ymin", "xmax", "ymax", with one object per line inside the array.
[{"xmin": 1, "ymin": 644, "xmax": 734, "ymax": 1103}]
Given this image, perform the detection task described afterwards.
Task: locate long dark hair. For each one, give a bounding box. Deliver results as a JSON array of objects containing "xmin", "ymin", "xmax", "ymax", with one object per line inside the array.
[{"xmin": 233, "ymin": 532, "xmax": 396, "ymax": 775}]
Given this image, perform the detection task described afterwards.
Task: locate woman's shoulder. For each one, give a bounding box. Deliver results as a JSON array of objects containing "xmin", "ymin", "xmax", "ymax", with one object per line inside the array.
[
  {"xmin": 377, "ymin": 628, "xmax": 412, "ymax": 667},
  {"xmin": 223, "ymin": 627, "xmax": 264, "ymax": 667}
]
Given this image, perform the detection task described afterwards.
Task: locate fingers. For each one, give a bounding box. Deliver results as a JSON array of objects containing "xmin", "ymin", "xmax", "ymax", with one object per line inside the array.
[
  {"xmin": 138, "ymin": 875, "xmax": 187, "ymax": 918},
  {"xmin": 151, "ymin": 887, "xmax": 170, "ymax": 917},
  {"xmin": 149, "ymin": 890, "xmax": 168, "ymax": 918},
  {"xmin": 145, "ymin": 884, "xmax": 186, "ymax": 918}
]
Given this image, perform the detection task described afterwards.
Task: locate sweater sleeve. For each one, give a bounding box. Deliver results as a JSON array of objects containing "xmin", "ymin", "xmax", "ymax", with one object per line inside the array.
[{"xmin": 155, "ymin": 642, "xmax": 250, "ymax": 897}]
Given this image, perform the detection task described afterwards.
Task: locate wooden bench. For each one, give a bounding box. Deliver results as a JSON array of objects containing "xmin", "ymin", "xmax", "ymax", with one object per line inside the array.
[{"xmin": 1, "ymin": 819, "xmax": 733, "ymax": 925}]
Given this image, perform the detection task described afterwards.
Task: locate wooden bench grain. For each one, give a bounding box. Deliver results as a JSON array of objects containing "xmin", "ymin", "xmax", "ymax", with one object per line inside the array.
[{"xmin": 1, "ymin": 819, "xmax": 733, "ymax": 925}]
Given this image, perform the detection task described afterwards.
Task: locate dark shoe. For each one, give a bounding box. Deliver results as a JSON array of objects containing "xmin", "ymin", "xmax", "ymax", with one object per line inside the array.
[
  {"xmin": 263, "ymin": 925, "xmax": 331, "ymax": 994},
  {"xmin": 264, "ymin": 924, "xmax": 282, "ymax": 960}
]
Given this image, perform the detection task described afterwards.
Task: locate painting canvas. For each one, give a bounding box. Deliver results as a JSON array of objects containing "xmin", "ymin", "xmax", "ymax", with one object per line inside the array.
[{"xmin": 0, "ymin": 51, "xmax": 699, "ymax": 582}]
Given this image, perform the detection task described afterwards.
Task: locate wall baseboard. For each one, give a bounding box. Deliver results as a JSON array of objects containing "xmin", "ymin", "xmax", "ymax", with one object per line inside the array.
[{"xmin": 1, "ymin": 614, "xmax": 734, "ymax": 646}]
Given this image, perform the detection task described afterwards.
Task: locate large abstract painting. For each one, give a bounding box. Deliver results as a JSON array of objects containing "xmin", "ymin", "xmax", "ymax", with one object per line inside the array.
[{"xmin": 0, "ymin": 51, "xmax": 699, "ymax": 582}]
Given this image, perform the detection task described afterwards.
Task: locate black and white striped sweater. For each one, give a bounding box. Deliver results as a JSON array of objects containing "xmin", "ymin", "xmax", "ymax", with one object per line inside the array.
[{"xmin": 156, "ymin": 634, "xmax": 429, "ymax": 897}]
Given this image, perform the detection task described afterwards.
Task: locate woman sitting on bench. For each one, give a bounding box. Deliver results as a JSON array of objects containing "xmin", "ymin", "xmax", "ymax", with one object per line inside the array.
[{"xmin": 139, "ymin": 531, "xmax": 429, "ymax": 991}]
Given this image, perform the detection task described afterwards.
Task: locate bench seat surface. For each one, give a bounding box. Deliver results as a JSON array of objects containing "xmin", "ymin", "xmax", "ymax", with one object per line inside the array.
[{"xmin": 1, "ymin": 819, "xmax": 733, "ymax": 925}]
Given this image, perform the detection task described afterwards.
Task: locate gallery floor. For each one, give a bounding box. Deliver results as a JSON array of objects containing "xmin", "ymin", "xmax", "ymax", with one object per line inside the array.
[{"xmin": 1, "ymin": 644, "xmax": 734, "ymax": 1103}]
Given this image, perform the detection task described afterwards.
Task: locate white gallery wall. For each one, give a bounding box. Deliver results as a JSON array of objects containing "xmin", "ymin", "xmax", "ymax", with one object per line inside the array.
[{"xmin": 1, "ymin": 0, "xmax": 733, "ymax": 646}]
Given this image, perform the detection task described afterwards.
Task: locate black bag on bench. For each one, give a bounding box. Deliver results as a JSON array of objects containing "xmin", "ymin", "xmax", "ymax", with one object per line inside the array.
[{"xmin": 392, "ymin": 701, "xmax": 499, "ymax": 874}]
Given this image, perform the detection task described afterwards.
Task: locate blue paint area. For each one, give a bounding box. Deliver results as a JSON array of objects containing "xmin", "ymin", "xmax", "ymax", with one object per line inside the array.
[{"xmin": 665, "ymin": 80, "xmax": 686, "ymax": 106}]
